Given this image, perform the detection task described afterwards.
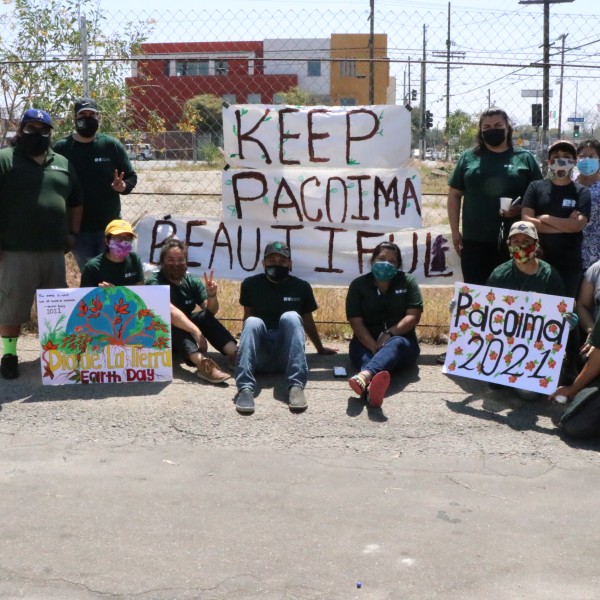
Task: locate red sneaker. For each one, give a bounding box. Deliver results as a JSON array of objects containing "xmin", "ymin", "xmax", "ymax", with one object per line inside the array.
[{"xmin": 367, "ymin": 371, "xmax": 390, "ymax": 408}]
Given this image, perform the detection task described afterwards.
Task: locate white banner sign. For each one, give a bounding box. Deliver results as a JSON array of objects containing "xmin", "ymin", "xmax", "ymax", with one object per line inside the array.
[
  {"xmin": 136, "ymin": 216, "xmax": 459, "ymax": 286},
  {"xmin": 442, "ymin": 283, "xmax": 573, "ymax": 394},
  {"xmin": 222, "ymin": 167, "xmax": 422, "ymax": 229},
  {"xmin": 222, "ymin": 104, "xmax": 411, "ymax": 168},
  {"xmin": 36, "ymin": 286, "xmax": 172, "ymax": 386}
]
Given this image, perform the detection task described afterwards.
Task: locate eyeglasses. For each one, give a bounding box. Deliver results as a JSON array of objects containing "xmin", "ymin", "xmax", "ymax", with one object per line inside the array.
[{"xmin": 23, "ymin": 124, "xmax": 51, "ymax": 137}]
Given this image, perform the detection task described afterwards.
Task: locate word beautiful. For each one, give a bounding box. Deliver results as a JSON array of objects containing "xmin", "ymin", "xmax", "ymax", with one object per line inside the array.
[
  {"xmin": 444, "ymin": 284, "xmax": 572, "ymax": 394},
  {"xmin": 224, "ymin": 105, "xmax": 411, "ymax": 168},
  {"xmin": 139, "ymin": 216, "xmax": 455, "ymax": 285}
]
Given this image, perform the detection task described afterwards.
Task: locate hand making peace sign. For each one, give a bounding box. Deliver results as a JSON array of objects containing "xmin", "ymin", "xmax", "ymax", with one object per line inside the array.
[
  {"xmin": 111, "ymin": 170, "xmax": 126, "ymax": 193},
  {"xmin": 204, "ymin": 270, "xmax": 218, "ymax": 298}
]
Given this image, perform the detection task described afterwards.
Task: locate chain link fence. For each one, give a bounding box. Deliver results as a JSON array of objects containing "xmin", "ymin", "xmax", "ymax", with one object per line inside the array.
[{"xmin": 1, "ymin": 3, "xmax": 599, "ymax": 224}]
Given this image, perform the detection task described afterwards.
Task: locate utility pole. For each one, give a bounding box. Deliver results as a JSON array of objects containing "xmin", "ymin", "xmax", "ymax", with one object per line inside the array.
[
  {"xmin": 368, "ymin": 0, "xmax": 375, "ymax": 104},
  {"xmin": 420, "ymin": 25, "xmax": 427, "ymax": 158},
  {"xmin": 519, "ymin": 0, "xmax": 574, "ymax": 153},
  {"xmin": 80, "ymin": 15, "xmax": 89, "ymax": 97},
  {"xmin": 557, "ymin": 33, "xmax": 567, "ymax": 139}
]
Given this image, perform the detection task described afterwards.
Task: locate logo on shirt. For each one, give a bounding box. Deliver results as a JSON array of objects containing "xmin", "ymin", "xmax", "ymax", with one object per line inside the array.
[
  {"xmin": 94, "ymin": 157, "xmax": 110, "ymax": 163},
  {"xmin": 562, "ymin": 198, "xmax": 577, "ymax": 209},
  {"xmin": 284, "ymin": 296, "xmax": 301, "ymax": 302},
  {"xmin": 395, "ymin": 289, "xmax": 407, "ymax": 295}
]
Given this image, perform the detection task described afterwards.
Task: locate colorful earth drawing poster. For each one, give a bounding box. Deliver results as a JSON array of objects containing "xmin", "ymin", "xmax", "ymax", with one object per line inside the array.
[
  {"xmin": 442, "ymin": 283, "xmax": 574, "ymax": 394},
  {"xmin": 36, "ymin": 286, "xmax": 172, "ymax": 386}
]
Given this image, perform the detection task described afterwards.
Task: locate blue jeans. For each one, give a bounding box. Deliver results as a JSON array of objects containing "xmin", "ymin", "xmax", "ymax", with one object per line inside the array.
[
  {"xmin": 349, "ymin": 335, "xmax": 420, "ymax": 375},
  {"xmin": 235, "ymin": 312, "xmax": 307, "ymax": 391},
  {"xmin": 73, "ymin": 231, "xmax": 106, "ymax": 270}
]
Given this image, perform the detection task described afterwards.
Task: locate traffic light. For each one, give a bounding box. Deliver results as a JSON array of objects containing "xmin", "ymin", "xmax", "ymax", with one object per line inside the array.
[
  {"xmin": 411, "ymin": 89, "xmax": 417, "ymax": 101},
  {"xmin": 531, "ymin": 103, "xmax": 542, "ymax": 128},
  {"xmin": 425, "ymin": 110, "xmax": 433, "ymax": 129},
  {"xmin": 574, "ymin": 124, "xmax": 580, "ymax": 138}
]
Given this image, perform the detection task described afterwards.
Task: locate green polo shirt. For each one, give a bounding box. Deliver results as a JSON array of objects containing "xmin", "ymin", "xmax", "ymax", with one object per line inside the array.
[
  {"xmin": 345, "ymin": 271, "xmax": 423, "ymax": 340},
  {"xmin": 0, "ymin": 146, "xmax": 82, "ymax": 251},
  {"xmin": 53, "ymin": 133, "xmax": 136, "ymax": 233},
  {"xmin": 80, "ymin": 251, "xmax": 144, "ymax": 287},
  {"xmin": 146, "ymin": 270, "xmax": 207, "ymax": 317},
  {"xmin": 486, "ymin": 259, "xmax": 565, "ymax": 295},
  {"xmin": 240, "ymin": 273, "xmax": 318, "ymax": 330},
  {"xmin": 449, "ymin": 147, "xmax": 542, "ymax": 243}
]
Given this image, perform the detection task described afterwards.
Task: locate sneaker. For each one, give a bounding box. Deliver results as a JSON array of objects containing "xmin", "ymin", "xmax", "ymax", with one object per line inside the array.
[
  {"xmin": 235, "ymin": 388, "xmax": 255, "ymax": 414},
  {"xmin": 288, "ymin": 385, "xmax": 308, "ymax": 412},
  {"xmin": 436, "ymin": 352, "xmax": 446, "ymax": 365},
  {"xmin": 367, "ymin": 371, "xmax": 390, "ymax": 408},
  {"xmin": 0, "ymin": 354, "xmax": 18, "ymax": 380},
  {"xmin": 196, "ymin": 357, "xmax": 230, "ymax": 384}
]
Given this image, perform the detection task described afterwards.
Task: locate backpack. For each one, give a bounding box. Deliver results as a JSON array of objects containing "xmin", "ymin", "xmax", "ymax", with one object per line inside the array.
[{"xmin": 559, "ymin": 379, "xmax": 600, "ymax": 439}]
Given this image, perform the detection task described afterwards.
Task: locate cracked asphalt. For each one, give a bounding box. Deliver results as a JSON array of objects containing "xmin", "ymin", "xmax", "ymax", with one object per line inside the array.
[{"xmin": 1, "ymin": 334, "xmax": 599, "ymax": 599}]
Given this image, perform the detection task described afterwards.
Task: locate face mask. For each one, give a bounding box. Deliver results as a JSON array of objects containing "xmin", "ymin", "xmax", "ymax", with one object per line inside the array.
[
  {"xmin": 75, "ymin": 116, "xmax": 99, "ymax": 138},
  {"xmin": 372, "ymin": 261, "xmax": 397, "ymax": 282},
  {"xmin": 481, "ymin": 128, "xmax": 506, "ymax": 148},
  {"xmin": 577, "ymin": 157, "xmax": 600, "ymax": 177},
  {"xmin": 19, "ymin": 132, "xmax": 50, "ymax": 156},
  {"xmin": 548, "ymin": 157, "xmax": 575, "ymax": 179},
  {"xmin": 265, "ymin": 265, "xmax": 290, "ymax": 283},
  {"xmin": 108, "ymin": 239, "xmax": 132, "ymax": 259},
  {"xmin": 162, "ymin": 263, "xmax": 186, "ymax": 282},
  {"xmin": 509, "ymin": 241, "xmax": 537, "ymax": 264}
]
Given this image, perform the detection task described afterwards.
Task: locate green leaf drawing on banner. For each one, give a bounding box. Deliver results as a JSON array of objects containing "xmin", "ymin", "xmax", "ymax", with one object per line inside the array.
[
  {"xmin": 347, "ymin": 159, "xmax": 359, "ymax": 165},
  {"xmin": 225, "ymin": 179, "xmax": 232, "ymax": 186},
  {"xmin": 263, "ymin": 196, "xmax": 269, "ymax": 204},
  {"xmin": 241, "ymin": 108, "xmax": 248, "ymax": 116},
  {"xmin": 229, "ymin": 153, "xmax": 238, "ymax": 158},
  {"xmin": 233, "ymin": 125, "xmax": 237, "ymax": 135},
  {"xmin": 228, "ymin": 205, "xmax": 237, "ymax": 217}
]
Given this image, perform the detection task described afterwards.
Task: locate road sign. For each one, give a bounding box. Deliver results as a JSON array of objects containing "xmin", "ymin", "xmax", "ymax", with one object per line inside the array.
[
  {"xmin": 521, "ymin": 89, "xmax": 554, "ymax": 98},
  {"xmin": 567, "ymin": 117, "xmax": 584, "ymax": 123}
]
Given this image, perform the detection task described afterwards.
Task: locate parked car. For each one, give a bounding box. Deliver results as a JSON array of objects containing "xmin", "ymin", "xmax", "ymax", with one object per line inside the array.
[{"xmin": 125, "ymin": 143, "xmax": 155, "ymax": 160}]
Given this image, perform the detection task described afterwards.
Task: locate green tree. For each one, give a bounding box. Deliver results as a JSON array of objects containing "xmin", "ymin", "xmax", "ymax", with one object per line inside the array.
[
  {"xmin": 446, "ymin": 110, "xmax": 478, "ymax": 154},
  {"xmin": 179, "ymin": 93, "xmax": 222, "ymax": 142},
  {"xmin": 0, "ymin": 0, "xmax": 150, "ymax": 144},
  {"xmin": 275, "ymin": 86, "xmax": 317, "ymax": 106}
]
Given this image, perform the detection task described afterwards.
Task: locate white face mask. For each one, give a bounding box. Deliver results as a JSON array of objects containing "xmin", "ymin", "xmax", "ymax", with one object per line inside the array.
[{"xmin": 548, "ymin": 157, "xmax": 575, "ymax": 179}]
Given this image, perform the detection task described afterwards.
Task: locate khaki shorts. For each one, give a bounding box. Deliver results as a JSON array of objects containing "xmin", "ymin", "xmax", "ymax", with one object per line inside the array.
[{"xmin": 0, "ymin": 251, "xmax": 67, "ymax": 325}]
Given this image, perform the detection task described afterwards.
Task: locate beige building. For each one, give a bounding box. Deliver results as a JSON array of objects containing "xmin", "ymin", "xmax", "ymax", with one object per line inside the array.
[{"xmin": 330, "ymin": 33, "xmax": 392, "ymax": 105}]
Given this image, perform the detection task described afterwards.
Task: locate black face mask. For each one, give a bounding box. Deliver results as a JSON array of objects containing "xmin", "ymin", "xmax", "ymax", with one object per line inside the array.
[
  {"xmin": 481, "ymin": 128, "xmax": 506, "ymax": 148},
  {"xmin": 75, "ymin": 117, "xmax": 99, "ymax": 138},
  {"xmin": 265, "ymin": 265, "xmax": 290, "ymax": 283},
  {"xmin": 19, "ymin": 132, "xmax": 50, "ymax": 156}
]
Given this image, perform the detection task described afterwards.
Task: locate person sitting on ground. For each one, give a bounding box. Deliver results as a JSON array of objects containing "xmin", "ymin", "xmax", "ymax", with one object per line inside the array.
[
  {"xmin": 80, "ymin": 219, "xmax": 144, "ymax": 288},
  {"xmin": 234, "ymin": 241, "xmax": 337, "ymax": 415},
  {"xmin": 346, "ymin": 241, "xmax": 423, "ymax": 408},
  {"xmin": 145, "ymin": 239, "xmax": 236, "ymax": 384}
]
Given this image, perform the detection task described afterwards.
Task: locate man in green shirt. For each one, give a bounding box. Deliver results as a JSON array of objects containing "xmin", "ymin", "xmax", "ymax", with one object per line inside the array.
[
  {"xmin": 234, "ymin": 241, "xmax": 337, "ymax": 415},
  {"xmin": 0, "ymin": 109, "xmax": 83, "ymax": 379},
  {"xmin": 54, "ymin": 98, "xmax": 137, "ymax": 270}
]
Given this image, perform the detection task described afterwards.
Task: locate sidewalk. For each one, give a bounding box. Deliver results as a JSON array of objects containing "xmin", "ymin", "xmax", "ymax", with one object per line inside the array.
[{"xmin": 1, "ymin": 334, "xmax": 599, "ymax": 599}]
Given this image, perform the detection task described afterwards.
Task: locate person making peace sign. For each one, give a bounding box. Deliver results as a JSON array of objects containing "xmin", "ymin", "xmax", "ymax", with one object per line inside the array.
[{"xmin": 146, "ymin": 239, "xmax": 238, "ymax": 384}]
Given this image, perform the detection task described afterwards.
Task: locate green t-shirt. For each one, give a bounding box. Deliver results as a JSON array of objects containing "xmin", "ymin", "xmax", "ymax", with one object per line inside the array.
[
  {"xmin": 240, "ymin": 273, "xmax": 318, "ymax": 330},
  {"xmin": 53, "ymin": 133, "xmax": 136, "ymax": 233},
  {"xmin": 0, "ymin": 146, "xmax": 82, "ymax": 251},
  {"xmin": 146, "ymin": 270, "xmax": 207, "ymax": 317},
  {"xmin": 80, "ymin": 251, "xmax": 144, "ymax": 287},
  {"xmin": 448, "ymin": 147, "xmax": 542, "ymax": 244},
  {"xmin": 486, "ymin": 259, "xmax": 565, "ymax": 295},
  {"xmin": 345, "ymin": 271, "xmax": 423, "ymax": 340}
]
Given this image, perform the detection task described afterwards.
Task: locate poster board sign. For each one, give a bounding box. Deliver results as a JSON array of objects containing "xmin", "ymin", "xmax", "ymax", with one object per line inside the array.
[
  {"xmin": 442, "ymin": 283, "xmax": 573, "ymax": 394},
  {"xmin": 222, "ymin": 104, "xmax": 411, "ymax": 169},
  {"xmin": 36, "ymin": 286, "xmax": 172, "ymax": 385},
  {"xmin": 136, "ymin": 216, "xmax": 459, "ymax": 286}
]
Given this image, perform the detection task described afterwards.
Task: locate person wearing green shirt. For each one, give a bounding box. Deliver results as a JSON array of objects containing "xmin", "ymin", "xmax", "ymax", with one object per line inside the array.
[
  {"xmin": 53, "ymin": 98, "xmax": 137, "ymax": 270},
  {"xmin": 0, "ymin": 109, "xmax": 83, "ymax": 380},
  {"xmin": 79, "ymin": 219, "xmax": 144, "ymax": 288},
  {"xmin": 346, "ymin": 241, "xmax": 423, "ymax": 408}
]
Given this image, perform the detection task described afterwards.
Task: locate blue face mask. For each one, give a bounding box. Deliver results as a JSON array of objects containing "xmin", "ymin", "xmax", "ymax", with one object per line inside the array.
[
  {"xmin": 372, "ymin": 261, "xmax": 397, "ymax": 282},
  {"xmin": 577, "ymin": 157, "xmax": 600, "ymax": 177}
]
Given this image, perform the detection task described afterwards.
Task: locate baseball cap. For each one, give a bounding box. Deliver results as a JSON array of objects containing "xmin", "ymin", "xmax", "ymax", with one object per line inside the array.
[
  {"xmin": 548, "ymin": 140, "xmax": 576, "ymax": 159},
  {"xmin": 264, "ymin": 241, "xmax": 291, "ymax": 258},
  {"xmin": 21, "ymin": 108, "xmax": 53, "ymax": 129},
  {"xmin": 508, "ymin": 220, "xmax": 538, "ymax": 241},
  {"xmin": 105, "ymin": 219, "xmax": 137, "ymax": 238},
  {"xmin": 74, "ymin": 98, "xmax": 99, "ymax": 116}
]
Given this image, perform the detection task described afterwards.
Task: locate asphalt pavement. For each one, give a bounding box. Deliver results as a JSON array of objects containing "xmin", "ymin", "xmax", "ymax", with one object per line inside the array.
[{"xmin": 1, "ymin": 334, "xmax": 599, "ymax": 599}]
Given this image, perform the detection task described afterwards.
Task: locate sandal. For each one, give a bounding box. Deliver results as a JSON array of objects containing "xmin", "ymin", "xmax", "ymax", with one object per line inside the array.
[
  {"xmin": 367, "ymin": 371, "xmax": 390, "ymax": 408},
  {"xmin": 348, "ymin": 373, "xmax": 368, "ymax": 397}
]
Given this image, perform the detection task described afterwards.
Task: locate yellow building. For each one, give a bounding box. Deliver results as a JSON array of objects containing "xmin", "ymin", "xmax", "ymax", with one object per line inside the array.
[{"xmin": 330, "ymin": 33, "xmax": 391, "ymax": 105}]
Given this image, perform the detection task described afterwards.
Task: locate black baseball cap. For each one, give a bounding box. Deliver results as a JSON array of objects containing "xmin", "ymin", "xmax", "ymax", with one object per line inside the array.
[
  {"xmin": 74, "ymin": 98, "xmax": 99, "ymax": 116},
  {"xmin": 264, "ymin": 241, "xmax": 291, "ymax": 258}
]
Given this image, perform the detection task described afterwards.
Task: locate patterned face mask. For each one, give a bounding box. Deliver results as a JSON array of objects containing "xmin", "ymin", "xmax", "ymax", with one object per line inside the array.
[
  {"xmin": 548, "ymin": 157, "xmax": 575, "ymax": 179},
  {"xmin": 108, "ymin": 239, "xmax": 133, "ymax": 259},
  {"xmin": 508, "ymin": 241, "xmax": 537, "ymax": 263}
]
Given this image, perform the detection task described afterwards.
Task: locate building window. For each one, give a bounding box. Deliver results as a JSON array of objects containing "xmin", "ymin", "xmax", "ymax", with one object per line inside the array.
[
  {"xmin": 247, "ymin": 94, "xmax": 262, "ymax": 104},
  {"xmin": 273, "ymin": 93, "xmax": 286, "ymax": 105},
  {"xmin": 307, "ymin": 60, "xmax": 321, "ymax": 77},
  {"xmin": 340, "ymin": 60, "xmax": 357, "ymax": 78},
  {"xmin": 340, "ymin": 97, "xmax": 356, "ymax": 106},
  {"xmin": 215, "ymin": 60, "xmax": 229, "ymax": 76},
  {"xmin": 175, "ymin": 60, "xmax": 209, "ymax": 76},
  {"xmin": 222, "ymin": 94, "xmax": 237, "ymax": 104}
]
